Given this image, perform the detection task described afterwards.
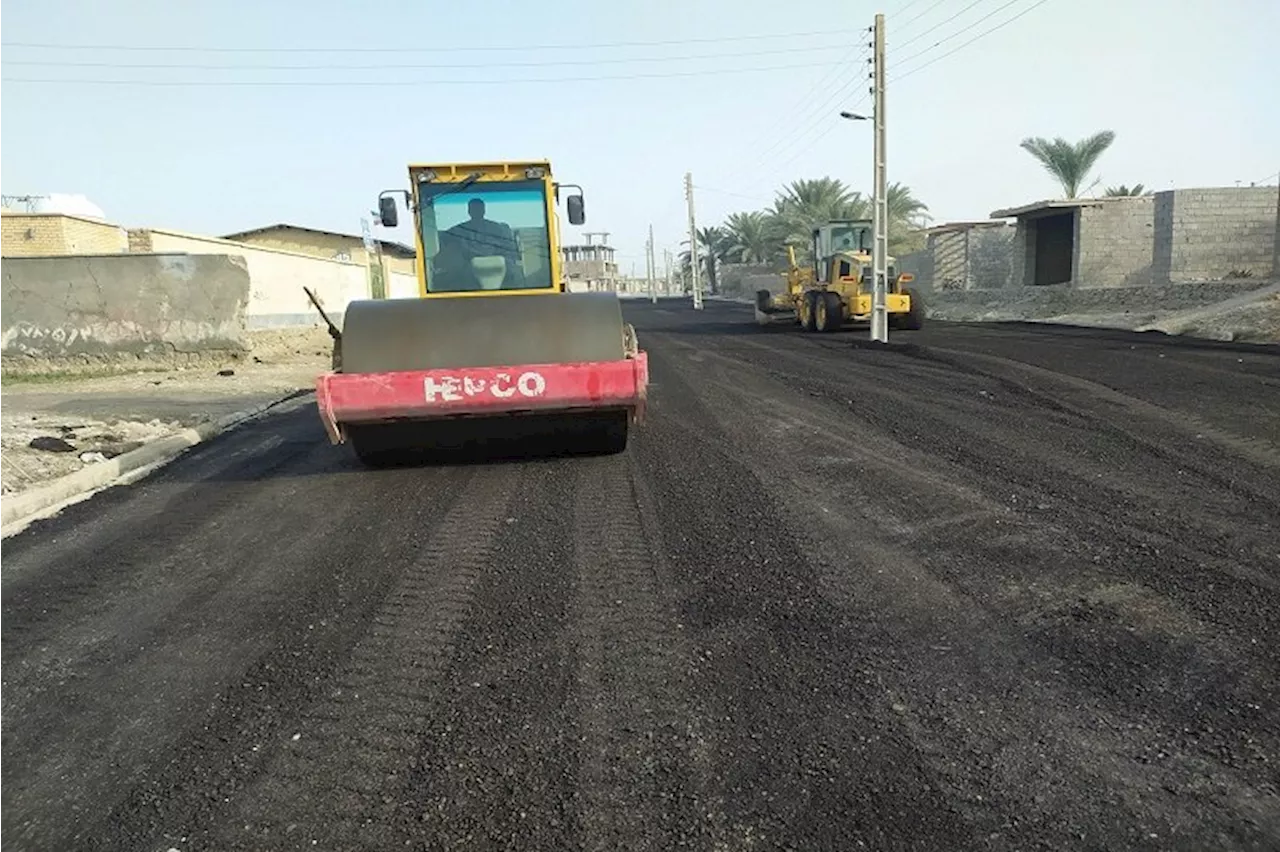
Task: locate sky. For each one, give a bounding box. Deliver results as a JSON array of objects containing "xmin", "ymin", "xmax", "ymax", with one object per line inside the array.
[{"xmin": 3, "ymin": 0, "xmax": 1278, "ymax": 274}]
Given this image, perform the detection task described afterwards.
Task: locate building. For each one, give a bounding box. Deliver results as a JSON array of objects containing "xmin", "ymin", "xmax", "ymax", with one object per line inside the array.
[
  {"xmin": 220, "ymin": 223, "xmax": 418, "ymax": 278},
  {"xmin": 991, "ymin": 186, "xmax": 1279, "ymax": 288},
  {"xmin": 560, "ymin": 231, "xmax": 620, "ymax": 292},
  {"xmin": 918, "ymin": 220, "xmax": 1016, "ymax": 291},
  {"xmin": 1, "ymin": 194, "xmax": 127, "ymax": 257}
]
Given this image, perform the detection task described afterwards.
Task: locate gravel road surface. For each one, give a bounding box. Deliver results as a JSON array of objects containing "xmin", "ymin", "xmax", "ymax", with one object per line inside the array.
[{"xmin": 4, "ymin": 300, "xmax": 1278, "ymax": 851}]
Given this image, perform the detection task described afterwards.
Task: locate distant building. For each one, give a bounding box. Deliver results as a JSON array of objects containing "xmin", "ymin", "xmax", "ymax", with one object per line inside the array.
[
  {"xmin": 221, "ymin": 223, "xmax": 418, "ymax": 277},
  {"xmin": 1, "ymin": 211, "xmax": 128, "ymax": 257},
  {"xmin": 561, "ymin": 232, "xmax": 620, "ymax": 292},
  {"xmin": 991, "ymin": 186, "xmax": 1279, "ymax": 287},
  {"xmin": 0, "ymin": 192, "xmax": 127, "ymax": 257}
]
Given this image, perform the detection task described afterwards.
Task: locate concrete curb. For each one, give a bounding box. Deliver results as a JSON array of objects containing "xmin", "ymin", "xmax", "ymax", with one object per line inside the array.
[{"xmin": 1, "ymin": 389, "xmax": 312, "ymax": 535}]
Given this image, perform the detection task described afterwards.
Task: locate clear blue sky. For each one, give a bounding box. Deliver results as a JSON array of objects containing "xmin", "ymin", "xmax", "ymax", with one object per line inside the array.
[{"xmin": 3, "ymin": 0, "xmax": 1277, "ymax": 273}]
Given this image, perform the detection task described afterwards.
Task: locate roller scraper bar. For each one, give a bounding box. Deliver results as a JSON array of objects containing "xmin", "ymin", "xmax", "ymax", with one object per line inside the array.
[{"xmin": 315, "ymin": 354, "xmax": 649, "ymax": 445}]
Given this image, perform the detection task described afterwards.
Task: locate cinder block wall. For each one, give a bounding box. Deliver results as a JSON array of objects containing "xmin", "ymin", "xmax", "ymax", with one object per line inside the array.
[
  {"xmin": 1077, "ymin": 197, "xmax": 1156, "ymax": 287},
  {"xmin": 1154, "ymin": 187, "xmax": 1278, "ymax": 282}
]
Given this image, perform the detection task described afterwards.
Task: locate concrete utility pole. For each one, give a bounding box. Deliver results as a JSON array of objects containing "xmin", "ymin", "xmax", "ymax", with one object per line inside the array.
[
  {"xmin": 685, "ymin": 171, "xmax": 704, "ymax": 310},
  {"xmin": 646, "ymin": 224, "xmax": 658, "ymax": 303},
  {"xmin": 870, "ymin": 12, "xmax": 889, "ymax": 343},
  {"xmin": 664, "ymin": 249, "xmax": 673, "ymax": 296}
]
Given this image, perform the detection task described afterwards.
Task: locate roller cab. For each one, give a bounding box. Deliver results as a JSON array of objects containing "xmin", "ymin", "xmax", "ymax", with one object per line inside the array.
[{"xmin": 313, "ymin": 161, "xmax": 648, "ymax": 464}]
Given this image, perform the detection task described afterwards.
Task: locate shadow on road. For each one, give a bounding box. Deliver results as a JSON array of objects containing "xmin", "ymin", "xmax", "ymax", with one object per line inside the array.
[{"xmin": 163, "ymin": 405, "xmax": 622, "ymax": 485}]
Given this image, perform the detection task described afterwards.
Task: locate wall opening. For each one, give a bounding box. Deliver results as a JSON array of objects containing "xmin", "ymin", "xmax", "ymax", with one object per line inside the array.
[{"xmin": 1031, "ymin": 211, "xmax": 1075, "ymax": 285}]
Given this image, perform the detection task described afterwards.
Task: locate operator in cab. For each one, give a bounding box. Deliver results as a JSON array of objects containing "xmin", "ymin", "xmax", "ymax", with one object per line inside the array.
[{"xmin": 442, "ymin": 198, "xmax": 524, "ymax": 288}]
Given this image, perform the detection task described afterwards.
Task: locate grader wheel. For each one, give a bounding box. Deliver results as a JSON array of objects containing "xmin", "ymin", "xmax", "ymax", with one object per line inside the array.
[
  {"xmin": 801, "ymin": 291, "xmax": 819, "ymax": 331},
  {"xmin": 815, "ymin": 291, "xmax": 843, "ymax": 332}
]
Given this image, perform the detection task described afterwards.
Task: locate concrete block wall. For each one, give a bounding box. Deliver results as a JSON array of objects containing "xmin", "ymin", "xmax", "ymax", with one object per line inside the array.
[
  {"xmin": 1, "ymin": 254, "xmax": 250, "ymax": 370},
  {"xmin": 1153, "ymin": 187, "xmax": 1278, "ymax": 282},
  {"xmin": 1077, "ymin": 197, "xmax": 1156, "ymax": 287},
  {"xmin": 895, "ymin": 250, "xmax": 933, "ymax": 291},
  {"xmin": 969, "ymin": 225, "xmax": 1016, "ymax": 288},
  {"xmin": 930, "ymin": 231, "xmax": 968, "ymax": 290},
  {"xmin": 135, "ymin": 228, "xmax": 371, "ymax": 328}
]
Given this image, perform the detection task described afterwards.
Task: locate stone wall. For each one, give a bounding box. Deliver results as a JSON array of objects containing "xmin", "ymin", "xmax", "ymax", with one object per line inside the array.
[
  {"xmin": 1, "ymin": 254, "xmax": 250, "ymax": 373},
  {"xmin": 924, "ymin": 279, "xmax": 1272, "ymax": 324}
]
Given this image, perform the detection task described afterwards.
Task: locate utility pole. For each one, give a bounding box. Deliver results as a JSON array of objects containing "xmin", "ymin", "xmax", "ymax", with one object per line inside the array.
[
  {"xmin": 685, "ymin": 171, "xmax": 703, "ymax": 310},
  {"xmin": 870, "ymin": 12, "xmax": 889, "ymax": 343},
  {"xmin": 646, "ymin": 224, "xmax": 657, "ymax": 303},
  {"xmin": 664, "ymin": 249, "xmax": 673, "ymax": 296}
]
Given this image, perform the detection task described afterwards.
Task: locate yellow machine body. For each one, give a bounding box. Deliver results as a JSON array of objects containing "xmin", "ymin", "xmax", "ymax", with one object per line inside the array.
[
  {"xmin": 755, "ymin": 220, "xmax": 924, "ymax": 332},
  {"xmin": 319, "ymin": 159, "xmax": 646, "ymax": 466}
]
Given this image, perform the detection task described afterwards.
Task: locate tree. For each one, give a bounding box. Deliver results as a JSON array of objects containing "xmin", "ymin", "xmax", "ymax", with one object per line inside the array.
[
  {"xmin": 770, "ymin": 177, "xmax": 868, "ymax": 254},
  {"xmin": 1019, "ymin": 130, "xmax": 1116, "ymax": 198},
  {"xmin": 1104, "ymin": 183, "xmax": 1147, "ymax": 196},
  {"xmin": 886, "ymin": 182, "xmax": 930, "ymax": 255},
  {"xmin": 679, "ymin": 225, "xmax": 731, "ymax": 295},
  {"xmin": 722, "ymin": 211, "xmax": 781, "ymax": 264}
]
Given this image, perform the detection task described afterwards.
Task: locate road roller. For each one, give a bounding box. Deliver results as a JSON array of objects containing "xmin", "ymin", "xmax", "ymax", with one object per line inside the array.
[{"xmin": 312, "ymin": 160, "xmax": 649, "ymax": 466}]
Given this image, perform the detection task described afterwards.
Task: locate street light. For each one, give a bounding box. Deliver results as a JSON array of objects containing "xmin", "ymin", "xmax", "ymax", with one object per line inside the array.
[{"xmin": 839, "ymin": 104, "xmax": 888, "ymax": 342}]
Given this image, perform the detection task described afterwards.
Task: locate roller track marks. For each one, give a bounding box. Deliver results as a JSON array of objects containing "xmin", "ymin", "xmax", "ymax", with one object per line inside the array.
[
  {"xmin": 213, "ymin": 466, "xmax": 521, "ymax": 851},
  {"xmin": 569, "ymin": 453, "xmax": 720, "ymax": 851}
]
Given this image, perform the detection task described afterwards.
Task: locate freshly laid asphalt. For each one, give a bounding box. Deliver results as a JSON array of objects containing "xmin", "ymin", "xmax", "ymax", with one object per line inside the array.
[{"xmin": 4, "ymin": 299, "xmax": 1278, "ymax": 851}]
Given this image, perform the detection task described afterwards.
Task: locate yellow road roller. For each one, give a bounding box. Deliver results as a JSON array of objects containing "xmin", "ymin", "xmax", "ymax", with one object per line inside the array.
[{"xmin": 312, "ymin": 160, "xmax": 649, "ymax": 466}]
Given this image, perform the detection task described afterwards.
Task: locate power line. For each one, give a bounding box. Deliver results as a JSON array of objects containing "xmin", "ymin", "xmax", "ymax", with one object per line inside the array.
[
  {"xmin": 885, "ymin": 0, "xmax": 1054, "ymax": 75},
  {"xmin": 693, "ymin": 185, "xmax": 777, "ymax": 205},
  {"xmin": 1, "ymin": 29, "xmax": 864, "ymax": 54},
  {"xmin": 1, "ymin": 60, "xmax": 846, "ymax": 87},
  {"xmin": 893, "ymin": 0, "xmax": 991, "ymax": 51},
  {"xmin": 5, "ymin": 43, "xmax": 850, "ymax": 71},
  {"xmin": 1252, "ymin": 171, "xmax": 1279, "ymax": 185},
  {"xmin": 700, "ymin": 46, "xmax": 870, "ymax": 186},
  {"xmin": 895, "ymin": 0, "xmax": 951, "ymax": 33}
]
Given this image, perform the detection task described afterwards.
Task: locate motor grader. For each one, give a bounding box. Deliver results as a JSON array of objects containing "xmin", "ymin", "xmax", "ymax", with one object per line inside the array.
[
  {"xmin": 754, "ymin": 219, "xmax": 924, "ymax": 332},
  {"xmin": 311, "ymin": 160, "xmax": 648, "ymax": 466}
]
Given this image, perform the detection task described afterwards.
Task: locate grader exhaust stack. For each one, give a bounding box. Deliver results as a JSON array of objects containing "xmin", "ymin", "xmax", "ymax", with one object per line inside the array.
[{"xmin": 313, "ymin": 161, "xmax": 648, "ymax": 465}]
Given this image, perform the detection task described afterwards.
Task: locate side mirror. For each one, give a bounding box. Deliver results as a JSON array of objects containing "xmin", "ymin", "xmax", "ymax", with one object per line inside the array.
[
  {"xmin": 566, "ymin": 194, "xmax": 585, "ymax": 226},
  {"xmin": 378, "ymin": 196, "xmax": 398, "ymax": 228}
]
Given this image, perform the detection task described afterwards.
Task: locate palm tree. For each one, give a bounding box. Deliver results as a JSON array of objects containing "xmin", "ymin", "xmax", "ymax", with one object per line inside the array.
[
  {"xmin": 722, "ymin": 211, "xmax": 781, "ymax": 264},
  {"xmin": 1019, "ymin": 130, "xmax": 1117, "ymax": 198},
  {"xmin": 1104, "ymin": 183, "xmax": 1147, "ymax": 196},
  {"xmin": 770, "ymin": 177, "xmax": 869, "ymax": 256},
  {"xmin": 679, "ymin": 226, "xmax": 731, "ymax": 294},
  {"xmin": 885, "ymin": 182, "xmax": 930, "ymax": 254}
]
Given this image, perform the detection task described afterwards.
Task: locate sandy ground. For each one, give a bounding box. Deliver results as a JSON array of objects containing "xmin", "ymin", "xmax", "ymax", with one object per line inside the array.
[{"xmin": 1, "ymin": 327, "xmax": 333, "ymax": 496}]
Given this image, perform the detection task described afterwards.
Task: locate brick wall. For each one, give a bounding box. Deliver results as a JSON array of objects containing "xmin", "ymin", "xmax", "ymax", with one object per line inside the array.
[
  {"xmin": 1, "ymin": 213, "xmax": 127, "ymax": 257},
  {"xmin": 1153, "ymin": 187, "xmax": 1278, "ymax": 282},
  {"xmin": 1077, "ymin": 196, "xmax": 1156, "ymax": 287}
]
